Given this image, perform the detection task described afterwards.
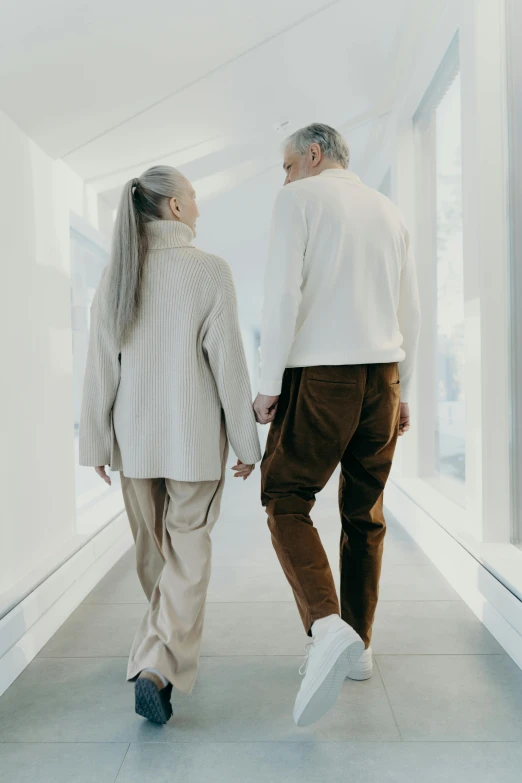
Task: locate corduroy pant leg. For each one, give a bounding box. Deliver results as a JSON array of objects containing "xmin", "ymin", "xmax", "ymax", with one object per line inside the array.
[
  {"xmin": 261, "ymin": 365, "xmax": 366, "ymax": 635},
  {"xmin": 338, "ymin": 363, "xmax": 401, "ymax": 648}
]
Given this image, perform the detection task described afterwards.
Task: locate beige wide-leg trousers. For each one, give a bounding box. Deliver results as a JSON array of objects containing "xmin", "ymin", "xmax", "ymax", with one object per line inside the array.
[{"xmin": 121, "ymin": 431, "xmax": 228, "ymax": 694}]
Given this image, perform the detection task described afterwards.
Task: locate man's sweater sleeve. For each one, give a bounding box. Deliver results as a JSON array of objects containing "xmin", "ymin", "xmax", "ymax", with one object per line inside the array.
[
  {"xmin": 397, "ymin": 229, "xmax": 421, "ymax": 402},
  {"xmin": 259, "ymin": 187, "xmax": 307, "ymax": 396},
  {"xmin": 203, "ymin": 263, "xmax": 262, "ymax": 466}
]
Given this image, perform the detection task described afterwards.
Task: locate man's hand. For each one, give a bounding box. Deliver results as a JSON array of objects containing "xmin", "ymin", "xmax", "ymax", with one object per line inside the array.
[
  {"xmin": 398, "ymin": 402, "xmax": 410, "ymax": 436},
  {"xmin": 95, "ymin": 466, "xmax": 112, "ymax": 486},
  {"xmin": 253, "ymin": 393, "xmax": 280, "ymax": 425}
]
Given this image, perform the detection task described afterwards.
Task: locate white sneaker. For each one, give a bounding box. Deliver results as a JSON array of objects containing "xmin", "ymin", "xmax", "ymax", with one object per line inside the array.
[
  {"xmin": 293, "ymin": 615, "xmax": 365, "ymax": 727},
  {"xmin": 346, "ymin": 646, "xmax": 373, "ymax": 680}
]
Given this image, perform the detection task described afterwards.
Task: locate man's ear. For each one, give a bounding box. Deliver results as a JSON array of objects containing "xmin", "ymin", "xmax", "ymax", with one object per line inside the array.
[{"xmin": 309, "ymin": 143, "xmax": 322, "ymax": 168}]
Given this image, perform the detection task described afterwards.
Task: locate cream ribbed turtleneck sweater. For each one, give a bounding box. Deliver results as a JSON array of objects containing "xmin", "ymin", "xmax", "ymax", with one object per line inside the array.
[{"xmin": 79, "ymin": 220, "xmax": 261, "ymax": 481}]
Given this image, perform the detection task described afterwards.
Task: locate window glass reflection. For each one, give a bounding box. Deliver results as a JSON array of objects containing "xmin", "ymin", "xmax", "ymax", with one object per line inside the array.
[{"xmin": 435, "ymin": 74, "xmax": 466, "ymax": 483}]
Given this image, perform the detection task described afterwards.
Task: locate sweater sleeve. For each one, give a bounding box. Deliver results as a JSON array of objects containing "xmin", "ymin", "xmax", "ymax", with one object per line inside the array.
[
  {"xmin": 79, "ymin": 296, "xmax": 121, "ymax": 467},
  {"xmin": 259, "ymin": 187, "xmax": 306, "ymax": 396},
  {"xmin": 203, "ymin": 267, "xmax": 262, "ymax": 466},
  {"xmin": 397, "ymin": 230, "xmax": 421, "ymax": 402}
]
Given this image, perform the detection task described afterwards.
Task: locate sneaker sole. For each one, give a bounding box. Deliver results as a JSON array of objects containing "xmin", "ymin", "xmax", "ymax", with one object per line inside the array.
[
  {"xmin": 294, "ymin": 631, "xmax": 364, "ymax": 727},
  {"xmin": 135, "ymin": 678, "xmax": 173, "ymax": 725},
  {"xmin": 346, "ymin": 648, "xmax": 373, "ymax": 680},
  {"xmin": 346, "ymin": 665, "xmax": 373, "ymax": 681}
]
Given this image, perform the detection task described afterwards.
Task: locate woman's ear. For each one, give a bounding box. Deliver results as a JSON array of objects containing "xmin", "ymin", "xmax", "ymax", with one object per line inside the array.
[{"xmin": 169, "ymin": 196, "xmax": 182, "ymax": 219}]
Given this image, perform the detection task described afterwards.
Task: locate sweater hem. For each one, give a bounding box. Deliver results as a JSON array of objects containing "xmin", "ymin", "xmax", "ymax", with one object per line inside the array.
[
  {"xmin": 260, "ymin": 350, "xmax": 407, "ymax": 397},
  {"xmin": 116, "ymin": 469, "xmax": 224, "ymax": 482},
  {"xmin": 285, "ymin": 349, "xmax": 406, "ymax": 368}
]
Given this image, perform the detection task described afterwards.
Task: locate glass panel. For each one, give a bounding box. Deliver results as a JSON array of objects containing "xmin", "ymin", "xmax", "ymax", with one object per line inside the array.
[
  {"xmin": 70, "ymin": 228, "xmax": 121, "ymax": 525},
  {"xmin": 434, "ymin": 74, "xmax": 466, "ymax": 484}
]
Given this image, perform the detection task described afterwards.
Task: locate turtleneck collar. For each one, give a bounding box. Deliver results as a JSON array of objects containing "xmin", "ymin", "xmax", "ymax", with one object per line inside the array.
[
  {"xmin": 146, "ymin": 220, "xmax": 195, "ymax": 250},
  {"xmin": 319, "ymin": 169, "xmax": 361, "ymax": 184}
]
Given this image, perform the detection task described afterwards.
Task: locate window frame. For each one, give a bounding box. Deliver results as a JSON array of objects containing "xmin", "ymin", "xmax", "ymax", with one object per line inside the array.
[{"xmin": 412, "ymin": 33, "xmax": 467, "ymax": 507}]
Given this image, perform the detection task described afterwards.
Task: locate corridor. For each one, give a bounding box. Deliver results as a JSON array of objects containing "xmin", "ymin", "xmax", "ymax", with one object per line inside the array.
[
  {"xmin": 1, "ymin": 463, "xmax": 522, "ymax": 782},
  {"xmin": 3, "ymin": 1, "xmax": 522, "ymax": 781}
]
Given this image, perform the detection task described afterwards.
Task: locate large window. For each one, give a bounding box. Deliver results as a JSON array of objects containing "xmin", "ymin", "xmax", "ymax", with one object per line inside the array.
[
  {"xmin": 414, "ymin": 35, "xmax": 465, "ymax": 503},
  {"xmin": 70, "ymin": 219, "xmax": 122, "ymax": 533},
  {"xmin": 386, "ymin": 3, "xmax": 522, "ymax": 616}
]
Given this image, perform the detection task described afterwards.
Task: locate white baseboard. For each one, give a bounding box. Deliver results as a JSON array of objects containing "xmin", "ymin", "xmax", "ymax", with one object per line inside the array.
[
  {"xmin": 0, "ymin": 514, "xmax": 133, "ymax": 696},
  {"xmin": 385, "ymin": 481, "xmax": 522, "ymax": 670}
]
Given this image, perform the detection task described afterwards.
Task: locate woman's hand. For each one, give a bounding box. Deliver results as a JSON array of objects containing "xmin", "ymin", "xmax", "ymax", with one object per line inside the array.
[
  {"xmin": 95, "ymin": 466, "xmax": 112, "ymax": 486},
  {"xmin": 231, "ymin": 461, "xmax": 255, "ymax": 480}
]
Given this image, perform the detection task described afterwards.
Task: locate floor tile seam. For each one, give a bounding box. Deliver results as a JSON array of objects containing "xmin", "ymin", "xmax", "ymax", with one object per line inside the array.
[
  {"xmin": 0, "ymin": 741, "xmax": 132, "ymax": 745},
  {"xmin": 373, "ymin": 653, "xmax": 506, "ymax": 658},
  {"xmin": 116, "ymin": 739, "xmax": 522, "ymax": 745},
  {"xmin": 113, "ymin": 743, "xmax": 131, "ymax": 783},
  {"xmin": 34, "ymin": 653, "xmax": 507, "ymax": 660},
  {"xmin": 2, "ymin": 739, "xmax": 521, "ymax": 745},
  {"xmin": 82, "ymin": 599, "xmax": 465, "ymax": 605},
  {"xmin": 80, "ymin": 599, "xmax": 467, "ymax": 606},
  {"xmin": 374, "ymin": 656, "xmax": 403, "ymax": 741},
  {"xmin": 81, "ymin": 601, "xmax": 301, "ymax": 606},
  {"xmin": 32, "ymin": 653, "xmax": 509, "ymax": 661},
  {"xmin": 375, "ymin": 600, "xmax": 472, "ymax": 605}
]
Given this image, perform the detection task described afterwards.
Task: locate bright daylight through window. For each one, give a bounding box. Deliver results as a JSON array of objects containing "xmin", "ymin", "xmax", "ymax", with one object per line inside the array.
[{"xmin": 434, "ymin": 73, "xmax": 465, "ymax": 485}]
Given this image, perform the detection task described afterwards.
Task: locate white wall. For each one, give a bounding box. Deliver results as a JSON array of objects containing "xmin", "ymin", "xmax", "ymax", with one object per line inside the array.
[
  {"xmin": 194, "ymin": 165, "xmax": 283, "ymax": 395},
  {"xmin": 0, "ymin": 107, "xmax": 277, "ymax": 618},
  {"xmin": 195, "ymin": 165, "xmax": 282, "ymax": 331},
  {"xmin": 0, "ymin": 109, "xmax": 113, "ymax": 617}
]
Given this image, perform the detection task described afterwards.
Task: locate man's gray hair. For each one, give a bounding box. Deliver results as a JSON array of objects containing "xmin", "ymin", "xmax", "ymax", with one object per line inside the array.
[{"xmin": 285, "ymin": 123, "xmax": 350, "ymax": 168}]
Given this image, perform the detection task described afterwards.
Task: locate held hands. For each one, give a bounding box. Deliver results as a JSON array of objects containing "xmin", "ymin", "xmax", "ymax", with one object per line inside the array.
[
  {"xmin": 398, "ymin": 402, "xmax": 410, "ymax": 436},
  {"xmin": 94, "ymin": 402, "xmax": 408, "ymax": 488},
  {"xmin": 231, "ymin": 461, "xmax": 255, "ymax": 480},
  {"xmin": 253, "ymin": 393, "xmax": 280, "ymax": 425},
  {"xmin": 95, "ymin": 466, "xmax": 112, "ymax": 486},
  {"xmin": 97, "ymin": 461, "xmax": 254, "ymax": 484}
]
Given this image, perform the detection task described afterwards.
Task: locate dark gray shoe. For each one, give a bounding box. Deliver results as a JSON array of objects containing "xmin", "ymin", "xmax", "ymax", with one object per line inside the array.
[{"xmin": 135, "ymin": 671, "xmax": 173, "ymax": 725}]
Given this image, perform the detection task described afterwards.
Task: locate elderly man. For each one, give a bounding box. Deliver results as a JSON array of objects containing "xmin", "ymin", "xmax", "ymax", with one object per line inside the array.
[{"xmin": 254, "ymin": 123, "xmax": 421, "ymax": 726}]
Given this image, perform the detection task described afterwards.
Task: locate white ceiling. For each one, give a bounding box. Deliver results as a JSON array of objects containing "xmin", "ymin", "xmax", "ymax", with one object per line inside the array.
[
  {"xmin": 0, "ymin": 0, "xmax": 445, "ymax": 325},
  {"xmin": 0, "ymin": 0, "xmax": 436, "ymax": 191}
]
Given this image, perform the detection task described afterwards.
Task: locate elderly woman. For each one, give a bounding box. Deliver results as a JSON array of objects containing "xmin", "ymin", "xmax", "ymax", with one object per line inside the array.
[{"xmin": 79, "ymin": 165, "xmax": 261, "ymax": 724}]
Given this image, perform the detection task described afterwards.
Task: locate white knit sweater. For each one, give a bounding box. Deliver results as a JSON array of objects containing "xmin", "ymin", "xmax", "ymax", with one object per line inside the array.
[
  {"xmin": 79, "ymin": 220, "xmax": 261, "ymax": 481},
  {"xmin": 259, "ymin": 169, "xmax": 421, "ymax": 401}
]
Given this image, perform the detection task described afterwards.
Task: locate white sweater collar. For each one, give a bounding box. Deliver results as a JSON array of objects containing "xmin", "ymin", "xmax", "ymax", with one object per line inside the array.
[
  {"xmin": 319, "ymin": 169, "xmax": 361, "ymax": 184},
  {"xmin": 146, "ymin": 220, "xmax": 195, "ymax": 250}
]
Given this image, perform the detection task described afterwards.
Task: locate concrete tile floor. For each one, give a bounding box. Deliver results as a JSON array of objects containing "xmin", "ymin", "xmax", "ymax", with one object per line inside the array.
[{"xmin": 1, "ymin": 466, "xmax": 521, "ymax": 781}]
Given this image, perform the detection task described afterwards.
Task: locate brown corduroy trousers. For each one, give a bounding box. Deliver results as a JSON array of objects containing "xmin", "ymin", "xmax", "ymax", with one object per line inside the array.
[{"xmin": 261, "ymin": 363, "xmax": 401, "ymax": 648}]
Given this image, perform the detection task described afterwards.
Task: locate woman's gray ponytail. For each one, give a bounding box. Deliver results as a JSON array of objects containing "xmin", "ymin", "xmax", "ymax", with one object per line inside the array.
[{"xmin": 106, "ymin": 165, "xmax": 188, "ymax": 345}]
